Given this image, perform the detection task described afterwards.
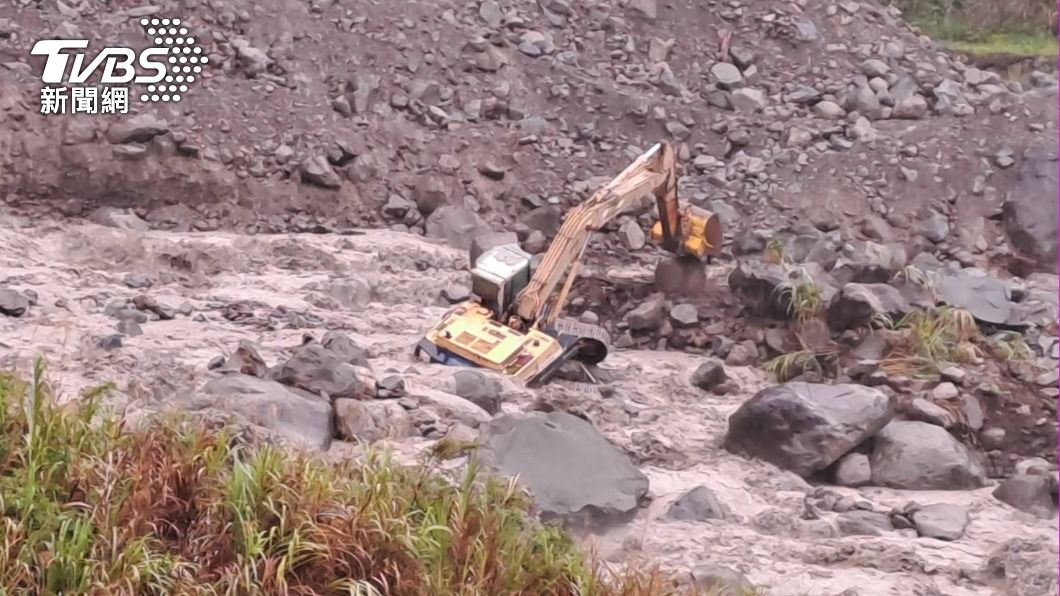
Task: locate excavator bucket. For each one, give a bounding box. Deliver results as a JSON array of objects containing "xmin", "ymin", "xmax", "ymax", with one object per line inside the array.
[{"xmin": 650, "ymin": 205, "xmax": 723, "ymax": 259}]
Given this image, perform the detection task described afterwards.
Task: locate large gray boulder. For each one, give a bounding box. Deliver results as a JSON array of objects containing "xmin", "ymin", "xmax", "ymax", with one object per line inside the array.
[
  {"xmin": 827, "ymin": 282, "xmax": 912, "ymax": 331},
  {"xmin": 272, "ymin": 344, "xmax": 376, "ymax": 400},
  {"xmin": 425, "ymin": 205, "xmax": 493, "ymax": 250},
  {"xmin": 870, "ymin": 421, "xmax": 988, "ymax": 490},
  {"xmin": 197, "ymin": 374, "xmax": 333, "ymax": 451},
  {"xmin": 1002, "ymin": 144, "xmax": 1058, "ymax": 272},
  {"xmin": 479, "ymin": 411, "xmax": 649, "ymax": 528},
  {"xmin": 992, "ymin": 474, "xmax": 1058, "ymax": 520},
  {"xmin": 724, "ymin": 383, "xmax": 894, "ymax": 477}
]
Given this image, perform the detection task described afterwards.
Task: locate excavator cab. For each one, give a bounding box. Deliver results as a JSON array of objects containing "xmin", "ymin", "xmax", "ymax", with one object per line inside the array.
[{"xmin": 468, "ymin": 244, "xmax": 533, "ymax": 318}]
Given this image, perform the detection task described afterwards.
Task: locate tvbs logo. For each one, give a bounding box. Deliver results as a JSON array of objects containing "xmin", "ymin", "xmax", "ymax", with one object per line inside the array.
[{"xmin": 31, "ymin": 18, "xmax": 207, "ymax": 115}]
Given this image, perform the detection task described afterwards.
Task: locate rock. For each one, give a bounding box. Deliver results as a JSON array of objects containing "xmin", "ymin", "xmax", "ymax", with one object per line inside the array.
[
  {"xmin": 231, "ymin": 37, "xmax": 272, "ymax": 77},
  {"xmin": 814, "ymin": 100, "xmax": 845, "ymax": 119},
  {"xmin": 223, "ymin": 340, "xmax": 269, "ymax": 378},
  {"xmin": 862, "ymin": 58, "xmax": 890, "ymax": 78},
  {"xmin": 827, "ymin": 283, "xmax": 911, "ymax": 331},
  {"xmin": 940, "ymin": 366, "xmax": 967, "ymax": 385},
  {"xmin": 728, "ymin": 260, "xmax": 838, "ymax": 320},
  {"xmin": 837, "ymin": 510, "xmax": 892, "ymax": 536},
  {"xmin": 933, "ymin": 79, "xmax": 973, "ymax": 116},
  {"xmin": 321, "ymin": 331, "xmax": 371, "ymax": 369},
  {"xmin": 619, "ymin": 219, "xmax": 646, "ymax": 250},
  {"xmin": 105, "ymin": 113, "xmax": 168, "ymax": 144},
  {"xmin": 919, "ymin": 209, "xmax": 950, "ymax": 243},
  {"xmin": 628, "ymin": 0, "xmax": 657, "ymax": 19},
  {"xmin": 724, "ymin": 382, "xmax": 894, "ymax": 477},
  {"xmin": 993, "ymin": 475, "xmax": 1058, "ymax": 519},
  {"xmin": 728, "ymin": 45, "xmax": 755, "ymax": 69},
  {"xmin": 88, "ymin": 206, "xmax": 149, "ymax": 231},
  {"xmin": 934, "ymin": 270, "xmax": 1023, "ymax": 327},
  {"xmin": 830, "ymin": 241, "xmax": 904, "ymax": 285},
  {"xmin": 690, "ymin": 358, "xmax": 728, "ymax": 391},
  {"xmin": 1002, "ymin": 144, "xmax": 1058, "ymax": 271},
  {"xmin": 913, "ymin": 503, "xmax": 969, "ymax": 540},
  {"xmin": 669, "ymin": 303, "xmax": 698, "ymax": 328},
  {"xmin": 0, "ymin": 289, "xmax": 30, "ymax": 317},
  {"xmin": 665, "ymin": 485, "xmax": 727, "ymax": 521},
  {"xmin": 626, "ymin": 295, "xmax": 665, "ymax": 331},
  {"xmin": 870, "ymin": 421, "xmax": 988, "ymax": 490},
  {"xmin": 711, "ymin": 62, "xmax": 743, "ymax": 90},
  {"xmin": 412, "ymin": 176, "xmax": 452, "ymax": 215},
  {"xmin": 198, "ymin": 374, "xmax": 332, "ymax": 451},
  {"xmin": 932, "ymin": 382, "xmax": 959, "ymax": 400},
  {"xmin": 980, "ymin": 426, "xmax": 1006, "ymax": 450},
  {"xmin": 116, "ymin": 319, "xmax": 143, "ymax": 336},
  {"xmin": 376, "ymin": 375, "xmax": 407, "ymax": 399},
  {"xmin": 452, "ymin": 369, "xmax": 503, "ymax": 415},
  {"xmin": 478, "ymin": 0, "xmax": 502, "ymax": 26},
  {"xmin": 909, "ymin": 398, "xmax": 955, "ymax": 428},
  {"xmin": 834, "ymin": 452, "xmax": 872, "ymax": 487},
  {"xmin": 382, "ymin": 194, "xmax": 415, "ymax": 220},
  {"xmin": 273, "ymin": 344, "xmax": 376, "ymax": 400},
  {"xmin": 479, "ymin": 411, "xmax": 649, "ymax": 528},
  {"xmin": 731, "ymin": 87, "xmax": 766, "ymax": 112},
  {"xmin": 786, "ymin": 85, "xmax": 821, "ymax": 104},
  {"xmin": 425, "ymin": 205, "xmax": 492, "ymax": 250},
  {"xmin": 689, "ymin": 565, "xmax": 756, "ymax": 594},
  {"xmin": 97, "ymin": 334, "xmax": 123, "ymax": 350},
  {"xmin": 724, "ymin": 340, "xmax": 758, "ymax": 366},
  {"xmin": 299, "ymin": 156, "xmax": 342, "ymax": 189},
  {"xmin": 792, "ymin": 17, "xmax": 819, "ymax": 42},
  {"xmin": 469, "ymin": 231, "xmax": 520, "ymax": 267},
  {"xmin": 334, "ymin": 399, "xmax": 414, "ymax": 442},
  {"xmin": 892, "ymin": 95, "xmax": 928, "ymax": 119}
]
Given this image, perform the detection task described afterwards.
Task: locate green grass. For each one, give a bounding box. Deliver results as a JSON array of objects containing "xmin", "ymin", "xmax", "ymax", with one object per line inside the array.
[
  {"xmin": 0, "ymin": 360, "xmax": 708, "ymax": 596},
  {"xmin": 928, "ymin": 28, "xmax": 1057, "ymax": 58},
  {"xmin": 890, "ymin": 0, "xmax": 1058, "ymax": 58}
]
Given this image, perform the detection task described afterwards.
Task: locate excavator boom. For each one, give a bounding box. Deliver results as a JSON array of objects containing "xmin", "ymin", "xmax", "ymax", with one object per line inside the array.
[{"xmin": 415, "ymin": 141, "xmax": 723, "ymax": 388}]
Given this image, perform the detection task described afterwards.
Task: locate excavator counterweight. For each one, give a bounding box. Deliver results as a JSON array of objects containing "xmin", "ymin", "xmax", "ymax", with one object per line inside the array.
[{"xmin": 414, "ymin": 141, "xmax": 723, "ymax": 387}]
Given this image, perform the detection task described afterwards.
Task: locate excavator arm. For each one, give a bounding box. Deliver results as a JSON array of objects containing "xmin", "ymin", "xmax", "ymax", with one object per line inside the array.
[{"xmin": 512, "ymin": 141, "xmax": 722, "ymax": 330}]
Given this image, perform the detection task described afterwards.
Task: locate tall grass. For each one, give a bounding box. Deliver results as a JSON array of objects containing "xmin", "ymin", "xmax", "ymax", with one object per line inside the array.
[{"xmin": 0, "ymin": 361, "xmax": 691, "ymax": 596}]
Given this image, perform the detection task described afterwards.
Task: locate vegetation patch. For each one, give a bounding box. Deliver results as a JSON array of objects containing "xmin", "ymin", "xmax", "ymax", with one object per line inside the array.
[{"xmin": 0, "ymin": 360, "xmax": 699, "ymax": 596}]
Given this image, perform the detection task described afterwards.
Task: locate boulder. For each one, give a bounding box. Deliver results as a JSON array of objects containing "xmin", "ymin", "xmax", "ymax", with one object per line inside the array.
[
  {"xmin": 479, "ymin": 411, "xmax": 649, "ymax": 528},
  {"xmin": 664, "ymin": 485, "xmax": 728, "ymax": 521},
  {"xmin": 452, "ymin": 369, "xmax": 504, "ymax": 415},
  {"xmin": 913, "ymin": 503, "xmax": 969, "ymax": 540},
  {"xmin": 0, "ymin": 289, "xmax": 31, "ymax": 317},
  {"xmin": 992, "ymin": 474, "xmax": 1058, "ymax": 519},
  {"xmin": 690, "ymin": 359, "xmax": 728, "ymax": 391},
  {"xmin": 935, "ymin": 269, "xmax": 1025, "ymax": 327},
  {"xmin": 425, "ymin": 205, "xmax": 493, "ymax": 250},
  {"xmin": 1002, "ymin": 144, "xmax": 1058, "ymax": 272},
  {"xmin": 272, "ymin": 344, "xmax": 376, "ymax": 400},
  {"xmin": 833, "ymin": 452, "xmax": 872, "ymax": 487},
  {"xmin": 320, "ymin": 331, "xmax": 371, "ymax": 369},
  {"xmin": 724, "ymin": 382, "xmax": 894, "ymax": 477},
  {"xmin": 197, "ymin": 374, "xmax": 333, "ymax": 451},
  {"xmin": 728, "ymin": 260, "xmax": 838, "ymax": 320},
  {"xmin": 827, "ymin": 283, "xmax": 912, "ymax": 331},
  {"xmin": 334, "ymin": 399, "xmax": 414, "ymax": 442},
  {"xmin": 870, "ymin": 421, "xmax": 988, "ymax": 490}
]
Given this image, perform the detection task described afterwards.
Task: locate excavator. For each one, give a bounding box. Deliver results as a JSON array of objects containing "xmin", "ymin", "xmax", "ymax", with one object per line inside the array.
[{"xmin": 414, "ymin": 140, "xmax": 723, "ymax": 388}]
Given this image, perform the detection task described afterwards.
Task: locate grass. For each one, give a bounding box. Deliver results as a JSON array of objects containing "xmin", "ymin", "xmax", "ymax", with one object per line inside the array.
[
  {"xmin": 773, "ymin": 270, "xmax": 825, "ymax": 325},
  {"xmin": 890, "ymin": 0, "xmax": 1058, "ymax": 58},
  {"xmin": 0, "ymin": 360, "xmax": 713, "ymax": 596},
  {"xmin": 879, "ymin": 306, "xmax": 985, "ymax": 377}
]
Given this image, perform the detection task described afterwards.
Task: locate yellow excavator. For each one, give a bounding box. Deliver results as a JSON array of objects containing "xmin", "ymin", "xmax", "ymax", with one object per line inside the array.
[{"xmin": 414, "ymin": 141, "xmax": 723, "ymax": 387}]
